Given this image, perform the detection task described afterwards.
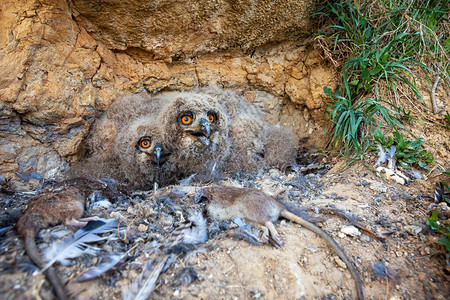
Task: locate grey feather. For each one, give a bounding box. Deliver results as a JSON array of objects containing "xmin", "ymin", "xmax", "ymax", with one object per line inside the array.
[
  {"xmin": 41, "ymin": 218, "xmax": 119, "ymax": 272},
  {"xmin": 76, "ymin": 253, "xmax": 129, "ymax": 282},
  {"xmin": 386, "ymin": 145, "xmax": 397, "ymax": 170},
  {"xmin": 373, "ymin": 144, "xmax": 387, "ymax": 168},
  {"xmin": 122, "ymin": 255, "xmax": 169, "ymax": 300}
]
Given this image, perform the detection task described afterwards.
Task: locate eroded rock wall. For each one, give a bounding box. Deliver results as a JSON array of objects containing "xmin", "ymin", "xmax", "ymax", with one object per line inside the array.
[{"xmin": 0, "ymin": 0, "xmax": 336, "ymax": 183}]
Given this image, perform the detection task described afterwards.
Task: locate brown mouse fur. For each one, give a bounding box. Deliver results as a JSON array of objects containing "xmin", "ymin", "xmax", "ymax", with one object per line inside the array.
[
  {"xmin": 16, "ymin": 178, "xmax": 126, "ymax": 300},
  {"xmin": 200, "ymin": 186, "xmax": 364, "ymax": 300}
]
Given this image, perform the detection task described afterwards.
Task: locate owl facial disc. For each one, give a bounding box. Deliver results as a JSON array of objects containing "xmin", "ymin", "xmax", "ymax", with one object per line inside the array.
[
  {"xmin": 185, "ymin": 117, "xmax": 211, "ymax": 146},
  {"xmin": 137, "ymin": 136, "xmax": 168, "ymax": 166}
]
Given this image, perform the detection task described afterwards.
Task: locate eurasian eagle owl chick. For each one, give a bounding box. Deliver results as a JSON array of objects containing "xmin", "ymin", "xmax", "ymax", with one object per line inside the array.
[
  {"xmin": 200, "ymin": 87, "xmax": 298, "ymax": 174},
  {"xmin": 157, "ymin": 91, "xmax": 231, "ymax": 178},
  {"xmin": 71, "ymin": 87, "xmax": 298, "ymax": 188},
  {"xmin": 70, "ymin": 93, "xmax": 175, "ymax": 189}
]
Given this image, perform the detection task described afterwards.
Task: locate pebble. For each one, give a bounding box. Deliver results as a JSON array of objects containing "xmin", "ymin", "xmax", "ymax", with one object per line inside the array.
[
  {"xmin": 334, "ymin": 256, "xmax": 346, "ymax": 269},
  {"xmin": 359, "ymin": 235, "xmax": 371, "ymax": 242},
  {"xmin": 340, "ymin": 225, "xmax": 361, "ymax": 237},
  {"xmin": 404, "ymin": 225, "xmax": 422, "ymax": 235},
  {"xmin": 437, "ymin": 202, "xmax": 448, "ymax": 211},
  {"xmin": 269, "ymin": 169, "xmax": 280, "ymax": 177},
  {"xmin": 420, "ymin": 247, "xmax": 431, "ymax": 255},
  {"xmin": 138, "ymin": 224, "xmax": 148, "ymax": 232},
  {"xmin": 369, "ymin": 181, "xmax": 387, "ymax": 193}
]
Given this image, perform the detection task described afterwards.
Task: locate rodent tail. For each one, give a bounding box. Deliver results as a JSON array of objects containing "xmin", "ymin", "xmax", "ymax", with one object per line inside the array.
[
  {"xmin": 24, "ymin": 234, "xmax": 68, "ymax": 300},
  {"xmin": 281, "ymin": 210, "xmax": 364, "ymax": 300}
]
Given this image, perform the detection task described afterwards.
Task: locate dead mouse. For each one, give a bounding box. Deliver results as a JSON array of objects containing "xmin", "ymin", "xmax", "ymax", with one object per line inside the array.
[
  {"xmin": 197, "ymin": 185, "xmax": 364, "ymax": 300},
  {"xmin": 15, "ymin": 177, "xmax": 126, "ymax": 300}
]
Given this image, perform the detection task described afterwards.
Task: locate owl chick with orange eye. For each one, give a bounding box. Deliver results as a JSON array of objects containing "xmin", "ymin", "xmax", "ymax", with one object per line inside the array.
[
  {"xmin": 69, "ymin": 93, "xmax": 177, "ymax": 189},
  {"xmin": 113, "ymin": 116, "xmax": 177, "ymax": 188},
  {"xmin": 157, "ymin": 91, "xmax": 231, "ymax": 178},
  {"xmin": 201, "ymin": 87, "xmax": 298, "ymax": 174}
]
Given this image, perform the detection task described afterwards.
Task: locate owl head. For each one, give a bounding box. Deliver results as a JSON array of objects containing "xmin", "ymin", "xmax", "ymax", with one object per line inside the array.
[
  {"xmin": 158, "ymin": 91, "xmax": 231, "ymax": 175},
  {"xmin": 114, "ymin": 115, "xmax": 176, "ymax": 188}
]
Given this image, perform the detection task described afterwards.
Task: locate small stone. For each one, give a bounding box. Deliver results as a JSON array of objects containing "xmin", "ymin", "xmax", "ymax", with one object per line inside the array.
[
  {"xmin": 334, "ymin": 256, "xmax": 346, "ymax": 269},
  {"xmin": 359, "ymin": 235, "xmax": 371, "ymax": 242},
  {"xmin": 368, "ymin": 181, "xmax": 387, "ymax": 193},
  {"xmin": 437, "ymin": 202, "xmax": 448, "ymax": 211},
  {"xmin": 138, "ymin": 224, "xmax": 148, "ymax": 232},
  {"xmin": 340, "ymin": 225, "xmax": 361, "ymax": 237},
  {"xmin": 269, "ymin": 169, "xmax": 280, "ymax": 177},
  {"xmin": 404, "ymin": 225, "xmax": 422, "ymax": 235}
]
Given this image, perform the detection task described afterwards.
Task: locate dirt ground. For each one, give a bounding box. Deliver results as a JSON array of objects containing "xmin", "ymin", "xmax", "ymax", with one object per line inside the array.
[{"xmin": 1, "ymin": 149, "xmax": 449, "ymax": 300}]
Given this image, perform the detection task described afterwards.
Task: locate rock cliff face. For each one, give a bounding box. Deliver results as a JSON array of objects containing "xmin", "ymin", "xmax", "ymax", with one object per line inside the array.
[{"xmin": 0, "ymin": 0, "xmax": 336, "ymax": 184}]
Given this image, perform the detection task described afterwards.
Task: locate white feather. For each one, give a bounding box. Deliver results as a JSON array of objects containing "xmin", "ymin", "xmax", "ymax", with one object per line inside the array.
[
  {"xmin": 386, "ymin": 145, "xmax": 397, "ymax": 170},
  {"xmin": 373, "ymin": 144, "xmax": 387, "ymax": 168},
  {"xmin": 182, "ymin": 210, "xmax": 208, "ymax": 245},
  {"xmin": 41, "ymin": 218, "xmax": 119, "ymax": 272},
  {"xmin": 122, "ymin": 255, "xmax": 168, "ymax": 300}
]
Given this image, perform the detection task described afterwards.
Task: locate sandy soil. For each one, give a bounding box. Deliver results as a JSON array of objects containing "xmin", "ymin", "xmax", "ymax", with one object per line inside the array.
[{"xmin": 1, "ymin": 156, "xmax": 449, "ymax": 300}]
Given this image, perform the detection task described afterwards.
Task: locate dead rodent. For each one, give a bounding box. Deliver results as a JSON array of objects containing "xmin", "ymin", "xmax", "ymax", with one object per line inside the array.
[
  {"xmin": 15, "ymin": 177, "xmax": 126, "ymax": 300},
  {"xmin": 198, "ymin": 185, "xmax": 364, "ymax": 300}
]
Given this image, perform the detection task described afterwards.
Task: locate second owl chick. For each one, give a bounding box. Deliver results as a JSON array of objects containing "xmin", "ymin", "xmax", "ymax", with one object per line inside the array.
[
  {"xmin": 157, "ymin": 91, "xmax": 231, "ymax": 179},
  {"xmin": 70, "ymin": 93, "xmax": 174, "ymax": 189},
  {"xmin": 114, "ymin": 116, "xmax": 178, "ymax": 188},
  {"xmin": 201, "ymin": 87, "xmax": 298, "ymax": 174}
]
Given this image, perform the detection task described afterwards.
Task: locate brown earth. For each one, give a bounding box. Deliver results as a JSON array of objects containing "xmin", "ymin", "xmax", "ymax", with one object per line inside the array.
[
  {"xmin": 1, "ymin": 158, "xmax": 449, "ymax": 300},
  {"xmin": 0, "ymin": 0, "xmax": 332, "ymax": 182},
  {"xmin": 1, "ymin": 1, "xmax": 450, "ymax": 300}
]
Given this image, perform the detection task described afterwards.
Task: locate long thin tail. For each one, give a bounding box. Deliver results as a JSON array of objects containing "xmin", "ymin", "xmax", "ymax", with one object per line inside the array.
[
  {"xmin": 24, "ymin": 234, "xmax": 68, "ymax": 300},
  {"xmin": 282, "ymin": 210, "xmax": 364, "ymax": 300}
]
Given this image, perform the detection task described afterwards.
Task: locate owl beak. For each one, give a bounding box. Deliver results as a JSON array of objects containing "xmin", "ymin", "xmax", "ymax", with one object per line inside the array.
[
  {"xmin": 154, "ymin": 143, "xmax": 163, "ymax": 166},
  {"xmin": 187, "ymin": 118, "xmax": 211, "ymax": 146},
  {"xmin": 198, "ymin": 118, "xmax": 211, "ymax": 145}
]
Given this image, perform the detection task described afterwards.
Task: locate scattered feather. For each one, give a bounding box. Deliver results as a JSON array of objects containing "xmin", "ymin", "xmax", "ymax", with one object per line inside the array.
[
  {"xmin": 434, "ymin": 182, "xmax": 443, "ymax": 203},
  {"xmin": 19, "ymin": 262, "xmax": 41, "ymax": 274},
  {"xmin": 371, "ymin": 261, "xmax": 393, "ymax": 278},
  {"xmin": 373, "ymin": 144, "xmax": 387, "ymax": 168},
  {"xmin": 16, "ymin": 171, "xmax": 43, "ymax": 182},
  {"xmin": 230, "ymin": 218, "xmax": 262, "ymax": 246},
  {"xmin": 123, "ymin": 211, "xmax": 207, "ymax": 300},
  {"xmin": 178, "ymin": 174, "xmax": 197, "ymax": 186},
  {"xmin": 122, "ymin": 255, "xmax": 169, "ymax": 300},
  {"xmin": 0, "ymin": 226, "xmax": 12, "ymax": 236},
  {"xmin": 41, "ymin": 218, "xmax": 119, "ymax": 272},
  {"xmin": 88, "ymin": 191, "xmax": 113, "ymax": 210},
  {"xmin": 386, "ymin": 145, "xmax": 397, "ymax": 171},
  {"xmin": 407, "ymin": 169, "xmax": 423, "ymax": 180},
  {"xmin": 76, "ymin": 253, "xmax": 129, "ymax": 282},
  {"xmin": 182, "ymin": 210, "xmax": 208, "ymax": 245}
]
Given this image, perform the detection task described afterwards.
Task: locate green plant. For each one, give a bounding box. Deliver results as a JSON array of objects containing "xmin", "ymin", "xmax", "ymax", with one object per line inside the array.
[
  {"xmin": 427, "ymin": 210, "xmax": 450, "ymax": 251},
  {"xmin": 373, "ymin": 130, "xmax": 433, "ymax": 170},
  {"xmin": 445, "ymin": 111, "xmax": 450, "ymax": 129},
  {"xmin": 324, "ymin": 86, "xmax": 403, "ymax": 154},
  {"xmin": 315, "ymin": 0, "xmax": 449, "ymax": 156},
  {"xmin": 440, "ymin": 170, "xmax": 450, "ymax": 204}
]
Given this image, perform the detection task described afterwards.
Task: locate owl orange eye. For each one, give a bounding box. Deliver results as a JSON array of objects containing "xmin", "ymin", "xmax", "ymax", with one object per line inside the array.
[
  {"xmin": 139, "ymin": 138, "xmax": 151, "ymax": 148},
  {"xmin": 208, "ymin": 114, "xmax": 215, "ymax": 123},
  {"xmin": 180, "ymin": 115, "xmax": 192, "ymax": 125}
]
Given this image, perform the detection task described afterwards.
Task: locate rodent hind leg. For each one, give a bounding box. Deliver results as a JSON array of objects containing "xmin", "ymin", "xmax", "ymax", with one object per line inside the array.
[
  {"xmin": 242, "ymin": 221, "xmax": 270, "ymax": 244},
  {"xmin": 249, "ymin": 221, "xmax": 283, "ymax": 248}
]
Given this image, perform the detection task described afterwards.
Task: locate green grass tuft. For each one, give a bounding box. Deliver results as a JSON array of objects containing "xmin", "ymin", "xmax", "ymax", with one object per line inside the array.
[{"xmin": 315, "ymin": 0, "xmax": 449, "ymax": 165}]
